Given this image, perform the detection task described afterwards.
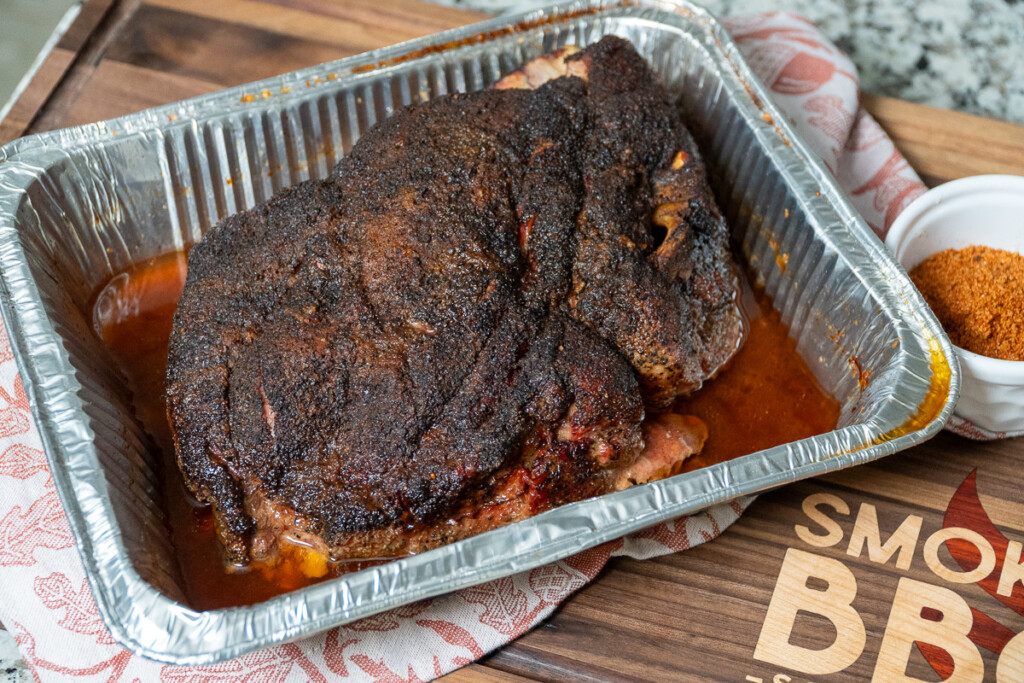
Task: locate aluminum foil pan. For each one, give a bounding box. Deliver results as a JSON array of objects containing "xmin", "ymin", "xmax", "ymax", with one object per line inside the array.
[{"xmin": 0, "ymin": 0, "xmax": 959, "ymax": 664}]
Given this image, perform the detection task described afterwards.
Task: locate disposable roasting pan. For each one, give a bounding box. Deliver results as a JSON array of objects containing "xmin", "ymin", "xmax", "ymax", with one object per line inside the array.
[{"xmin": 0, "ymin": 0, "xmax": 958, "ymax": 664}]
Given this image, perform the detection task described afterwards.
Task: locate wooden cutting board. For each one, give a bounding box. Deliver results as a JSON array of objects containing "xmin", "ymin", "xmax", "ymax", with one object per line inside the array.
[{"xmin": 3, "ymin": 1, "xmax": 1024, "ymax": 681}]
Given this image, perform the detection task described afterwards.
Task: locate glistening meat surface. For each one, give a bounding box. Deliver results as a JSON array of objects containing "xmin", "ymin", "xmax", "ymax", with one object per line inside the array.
[{"xmin": 166, "ymin": 37, "xmax": 743, "ymax": 566}]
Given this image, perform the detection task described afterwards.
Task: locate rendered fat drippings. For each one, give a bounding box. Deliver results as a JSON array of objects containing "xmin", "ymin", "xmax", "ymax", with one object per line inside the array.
[{"xmin": 92, "ymin": 250, "xmax": 838, "ymax": 610}]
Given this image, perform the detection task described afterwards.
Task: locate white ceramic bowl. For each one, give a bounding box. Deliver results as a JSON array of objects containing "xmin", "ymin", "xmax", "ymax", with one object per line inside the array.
[{"xmin": 885, "ymin": 174, "xmax": 1024, "ymax": 434}]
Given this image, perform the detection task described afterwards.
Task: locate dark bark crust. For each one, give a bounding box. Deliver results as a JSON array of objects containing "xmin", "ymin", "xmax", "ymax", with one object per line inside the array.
[{"xmin": 166, "ymin": 37, "xmax": 742, "ymax": 563}]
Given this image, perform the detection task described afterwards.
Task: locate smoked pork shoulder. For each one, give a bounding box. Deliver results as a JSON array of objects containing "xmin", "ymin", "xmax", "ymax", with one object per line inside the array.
[{"xmin": 166, "ymin": 37, "xmax": 743, "ymax": 566}]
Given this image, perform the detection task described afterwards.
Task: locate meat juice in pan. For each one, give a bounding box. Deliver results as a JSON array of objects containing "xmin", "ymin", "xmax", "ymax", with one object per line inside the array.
[
  {"xmin": 90, "ymin": 38, "xmax": 839, "ymax": 610},
  {"xmin": 92, "ymin": 251, "xmax": 837, "ymax": 610}
]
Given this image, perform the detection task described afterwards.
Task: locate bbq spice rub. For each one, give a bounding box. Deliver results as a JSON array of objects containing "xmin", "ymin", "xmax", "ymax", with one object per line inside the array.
[
  {"xmin": 910, "ymin": 245, "xmax": 1024, "ymax": 361},
  {"xmin": 166, "ymin": 38, "xmax": 743, "ymax": 568}
]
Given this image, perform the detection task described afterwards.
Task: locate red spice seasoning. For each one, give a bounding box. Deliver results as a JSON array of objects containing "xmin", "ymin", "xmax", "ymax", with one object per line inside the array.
[{"xmin": 909, "ymin": 245, "xmax": 1024, "ymax": 361}]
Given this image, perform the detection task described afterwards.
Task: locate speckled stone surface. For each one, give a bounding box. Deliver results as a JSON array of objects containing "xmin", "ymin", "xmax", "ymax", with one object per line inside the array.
[
  {"xmin": 426, "ymin": 0, "xmax": 1024, "ymax": 124},
  {"xmin": 0, "ymin": 629, "xmax": 28, "ymax": 683}
]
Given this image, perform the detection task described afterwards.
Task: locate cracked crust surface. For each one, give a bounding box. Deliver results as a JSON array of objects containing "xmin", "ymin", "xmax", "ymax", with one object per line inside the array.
[{"xmin": 166, "ymin": 37, "xmax": 741, "ymax": 564}]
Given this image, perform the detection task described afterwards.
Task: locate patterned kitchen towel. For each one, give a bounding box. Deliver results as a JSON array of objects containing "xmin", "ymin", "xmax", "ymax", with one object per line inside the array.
[{"xmin": 0, "ymin": 11, "xmax": 972, "ymax": 683}]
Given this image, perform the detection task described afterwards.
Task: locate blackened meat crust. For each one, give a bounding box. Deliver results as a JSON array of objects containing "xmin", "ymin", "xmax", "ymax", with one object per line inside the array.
[{"xmin": 166, "ymin": 37, "xmax": 742, "ymax": 564}]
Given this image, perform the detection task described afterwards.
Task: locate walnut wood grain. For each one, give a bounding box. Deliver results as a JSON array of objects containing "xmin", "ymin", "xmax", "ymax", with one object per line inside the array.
[
  {"xmin": 442, "ymin": 663, "xmax": 538, "ymax": 682},
  {"xmin": 2, "ymin": 2, "xmax": 1023, "ymax": 681},
  {"xmin": 862, "ymin": 92, "xmax": 1024, "ymax": 187}
]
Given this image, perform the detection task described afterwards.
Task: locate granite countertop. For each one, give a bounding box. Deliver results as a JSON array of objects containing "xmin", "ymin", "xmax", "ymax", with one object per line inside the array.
[{"xmin": 428, "ymin": 0, "xmax": 1024, "ymax": 125}]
